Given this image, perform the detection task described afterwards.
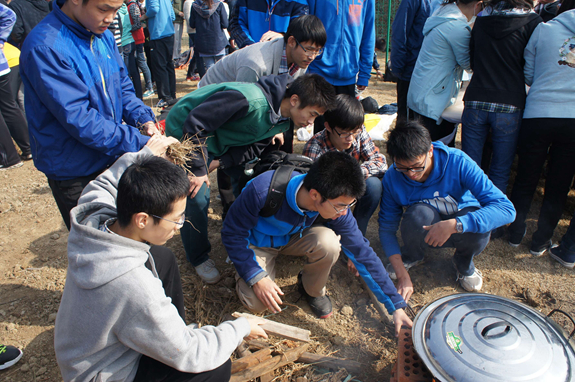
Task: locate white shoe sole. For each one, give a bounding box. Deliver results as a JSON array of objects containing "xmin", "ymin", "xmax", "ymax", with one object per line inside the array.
[
  {"xmin": 549, "ymin": 252, "xmax": 575, "ymax": 269},
  {"xmin": 0, "ymin": 349, "xmax": 23, "ymax": 370}
]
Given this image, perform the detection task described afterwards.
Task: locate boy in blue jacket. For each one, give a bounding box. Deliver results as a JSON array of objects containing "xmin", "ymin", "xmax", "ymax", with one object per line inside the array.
[
  {"xmin": 222, "ymin": 151, "xmax": 412, "ymax": 337},
  {"xmin": 379, "ymin": 121, "xmax": 516, "ymax": 302},
  {"xmin": 20, "ymin": 0, "xmax": 158, "ymax": 230}
]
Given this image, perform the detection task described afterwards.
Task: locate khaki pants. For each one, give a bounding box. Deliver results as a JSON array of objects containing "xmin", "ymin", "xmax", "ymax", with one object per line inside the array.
[{"xmin": 235, "ymin": 226, "xmax": 341, "ymax": 313}]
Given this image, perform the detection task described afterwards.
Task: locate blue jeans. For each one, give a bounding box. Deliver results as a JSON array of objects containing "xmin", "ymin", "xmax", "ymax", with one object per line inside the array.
[
  {"xmin": 121, "ymin": 42, "xmax": 142, "ymax": 99},
  {"xmin": 461, "ymin": 108, "xmax": 522, "ymax": 193},
  {"xmin": 197, "ymin": 54, "xmax": 224, "ymax": 78},
  {"xmin": 181, "ymin": 182, "xmax": 211, "ymax": 266},
  {"xmin": 353, "ymin": 176, "xmax": 382, "ymax": 235},
  {"xmin": 400, "ymin": 203, "xmax": 490, "ymax": 276},
  {"xmin": 136, "ymin": 43, "xmax": 153, "ymax": 91}
]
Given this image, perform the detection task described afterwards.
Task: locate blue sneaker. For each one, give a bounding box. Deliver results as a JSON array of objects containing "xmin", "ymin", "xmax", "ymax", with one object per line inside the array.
[
  {"xmin": 156, "ymin": 99, "xmax": 168, "ymax": 109},
  {"xmin": 143, "ymin": 89, "xmax": 155, "ymax": 98},
  {"xmin": 549, "ymin": 245, "xmax": 575, "ymax": 269}
]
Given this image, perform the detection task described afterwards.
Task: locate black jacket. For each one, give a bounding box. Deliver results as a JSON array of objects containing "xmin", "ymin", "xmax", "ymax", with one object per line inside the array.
[
  {"xmin": 189, "ymin": 1, "xmax": 228, "ymax": 55},
  {"xmin": 8, "ymin": 0, "xmax": 51, "ymax": 45},
  {"xmin": 464, "ymin": 13, "xmax": 542, "ymax": 109}
]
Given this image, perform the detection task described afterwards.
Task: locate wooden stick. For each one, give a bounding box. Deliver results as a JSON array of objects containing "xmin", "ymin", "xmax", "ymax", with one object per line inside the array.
[
  {"xmin": 359, "ymin": 278, "xmax": 393, "ymax": 325},
  {"xmin": 246, "ymin": 339, "xmax": 269, "ymax": 351},
  {"xmin": 296, "ymin": 352, "xmax": 362, "ymax": 374},
  {"xmin": 230, "ymin": 348, "xmax": 273, "ymax": 374},
  {"xmin": 235, "ymin": 340, "xmax": 252, "ymax": 359},
  {"xmin": 230, "ymin": 343, "xmax": 310, "ymax": 382},
  {"xmin": 232, "ymin": 312, "xmax": 311, "ymax": 342}
]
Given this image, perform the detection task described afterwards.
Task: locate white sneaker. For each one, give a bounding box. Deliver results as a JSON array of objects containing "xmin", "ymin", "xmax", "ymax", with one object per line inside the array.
[
  {"xmin": 386, "ymin": 259, "xmax": 424, "ymax": 280},
  {"xmin": 456, "ymin": 268, "xmax": 483, "ymax": 292},
  {"xmin": 194, "ymin": 259, "xmax": 221, "ymax": 284}
]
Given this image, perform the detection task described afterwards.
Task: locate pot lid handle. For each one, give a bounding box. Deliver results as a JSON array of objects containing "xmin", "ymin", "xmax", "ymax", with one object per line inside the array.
[
  {"xmin": 481, "ymin": 321, "xmax": 512, "ymax": 340},
  {"xmin": 547, "ymin": 309, "xmax": 575, "ymax": 339}
]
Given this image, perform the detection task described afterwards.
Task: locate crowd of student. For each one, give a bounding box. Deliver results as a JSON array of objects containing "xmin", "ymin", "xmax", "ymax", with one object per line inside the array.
[{"xmin": 0, "ymin": 0, "xmax": 573, "ymax": 380}]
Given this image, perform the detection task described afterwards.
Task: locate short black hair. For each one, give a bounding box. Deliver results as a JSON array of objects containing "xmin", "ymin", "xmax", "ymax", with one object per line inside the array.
[
  {"xmin": 116, "ymin": 156, "xmax": 190, "ymax": 227},
  {"xmin": 303, "ymin": 151, "xmax": 365, "ymax": 200},
  {"xmin": 386, "ymin": 119, "xmax": 432, "ymax": 162},
  {"xmin": 284, "ymin": 15, "xmax": 327, "ymax": 47},
  {"xmin": 487, "ymin": 0, "xmax": 534, "ymax": 10},
  {"xmin": 324, "ymin": 94, "xmax": 364, "ymax": 132},
  {"xmin": 375, "ymin": 37, "xmax": 386, "ymax": 51},
  {"xmin": 284, "ymin": 73, "xmax": 336, "ymax": 111}
]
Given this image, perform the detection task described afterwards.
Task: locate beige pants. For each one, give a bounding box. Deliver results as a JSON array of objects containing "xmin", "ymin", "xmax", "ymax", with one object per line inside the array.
[{"xmin": 235, "ymin": 226, "xmax": 341, "ymax": 313}]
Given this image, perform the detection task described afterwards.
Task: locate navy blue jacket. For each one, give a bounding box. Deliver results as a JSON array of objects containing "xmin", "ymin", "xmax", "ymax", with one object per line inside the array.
[
  {"xmin": 20, "ymin": 0, "xmax": 154, "ymax": 180},
  {"xmin": 390, "ymin": 0, "xmax": 439, "ymax": 81},
  {"xmin": 190, "ymin": 1, "xmax": 229, "ymax": 55},
  {"xmin": 221, "ymin": 171, "xmax": 407, "ymax": 314}
]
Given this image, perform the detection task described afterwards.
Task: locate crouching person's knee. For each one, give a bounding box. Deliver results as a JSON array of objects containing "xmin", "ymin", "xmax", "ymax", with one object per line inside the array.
[
  {"xmin": 235, "ymin": 276, "xmax": 268, "ymax": 314},
  {"xmin": 305, "ymin": 227, "xmax": 341, "ymax": 266}
]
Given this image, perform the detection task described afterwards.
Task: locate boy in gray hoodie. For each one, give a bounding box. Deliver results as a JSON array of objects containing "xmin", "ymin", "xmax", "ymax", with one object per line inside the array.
[{"xmin": 54, "ymin": 135, "xmax": 266, "ymax": 382}]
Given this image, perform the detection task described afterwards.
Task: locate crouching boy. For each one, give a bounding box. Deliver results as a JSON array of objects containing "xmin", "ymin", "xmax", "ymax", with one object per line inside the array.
[
  {"xmin": 303, "ymin": 94, "xmax": 387, "ymax": 235},
  {"xmin": 221, "ymin": 151, "xmax": 412, "ymax": 336},
  {"xmin": 54, "ymin": 136, "xmax": 265, "ymax": 382}
]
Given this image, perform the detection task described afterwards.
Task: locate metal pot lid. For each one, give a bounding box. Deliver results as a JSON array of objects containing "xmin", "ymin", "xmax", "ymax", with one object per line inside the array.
[{"xmin": 412, "ymin": 293, "xmax": 575, "ymax": 382}]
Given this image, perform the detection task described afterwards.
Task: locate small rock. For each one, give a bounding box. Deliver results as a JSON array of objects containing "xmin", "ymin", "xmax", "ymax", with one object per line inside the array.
[
  {"xmin": 41, "ymin": 358, "xmax": 49, "ymax": 366},
  {"xmin": 6, "ymin": 322, "xmax": 16, "ymax": 331},
  {"xmin": 50, "ymin": 233, "xmax": 60, "ymax": 240},
  {"xmin": 341, "ymin": 305, "xmax": 353, "ymax": 316},
  {"xmin": 49, "ymin": 313, "xmax": 57, "ymax": 322},
  {"xmin": 207, "ymin": 208, "xmax": 214, "ymax": 214},
  {"xmin": 20, "ymin": 364, "xmax": 30, "ymax": 372},
  {"xmin": 29, "ymin": 356, "xmax": 37, "ymax": 365},
  {"xmin": 330, "ymin": 335, "xmax": 345, "ymax": 346},
  {"xmin": 36, "ymin": 366, "xmax": 47, "ymax": 376},
  {"xmin": 355, "ymin": 297, "xmax": 369, "ymax": 307},
  {"xmin": 223, "ymin": 277, "xmax": 235, "ymax": 289},
  {"xmin": 0, "ymin": 309, "xmax": 5, "ymax": 316}
]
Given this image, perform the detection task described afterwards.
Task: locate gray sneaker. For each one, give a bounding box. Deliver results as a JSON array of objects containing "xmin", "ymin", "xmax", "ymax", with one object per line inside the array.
[
  {"xmin": 194, "ymin": 259, "xmax": 221, "ymax": 284},
  {"xmin": 456, "ymin": 268, "xmax": 483, "ymax": 292},
  {"xmin": 386, "ymin": 259, "xmax": 424, "ymax": 280}
]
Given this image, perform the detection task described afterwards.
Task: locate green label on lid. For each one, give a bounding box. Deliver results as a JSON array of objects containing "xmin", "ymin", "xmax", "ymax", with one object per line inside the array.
[{"xmin": 446, "ymin": 331, "xmax": 463, "ymax": 354}]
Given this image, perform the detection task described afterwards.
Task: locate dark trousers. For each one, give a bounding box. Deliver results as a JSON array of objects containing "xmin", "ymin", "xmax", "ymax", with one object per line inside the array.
[
  {"xmin": 400, "ymin": 203, "xmax": 490, "ymax": 276},
  {"xmin": 509, "ymin": 118, "xmax": 575, "ymax": 246},
  {"xmin": 415, "ymin": 112, "xmax": 457, "ymax": 147},
  {"xmin": 149, "ymin": 35, "xmax": 176, "ymax": 101},
  {"xmin": 122, "ymin": 42, "xmax": 143, "ymax": 99},
  {"xmin": 313, "ymin": 83, "xmax": 355, "ymax": 134},
  {"xmin": 559, "ymin": 210, "xmax": 575, "ymax": 255},
  {"xmin": 396, "ymin": 79, "xmax": 412, "ymax": 122},
  {"xmin": 134, "ymin": 246, "xmax": 231, "ymax": 382},
  {"xmin": 47, "ymin": 172, "xmax": 101, "ymax": 230},
  {"xmin": 0, "ymin": 68, "xmax": 30, "ymax": 165},
  {"xmin": 186, "ymin": 33, "xmax": 197, "ymax": 77}
]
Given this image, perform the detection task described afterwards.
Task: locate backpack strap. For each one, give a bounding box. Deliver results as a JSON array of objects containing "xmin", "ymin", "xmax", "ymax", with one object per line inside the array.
[{"xmin": 260, "ymin": 166, "xmax": 295, "ymax": 218}]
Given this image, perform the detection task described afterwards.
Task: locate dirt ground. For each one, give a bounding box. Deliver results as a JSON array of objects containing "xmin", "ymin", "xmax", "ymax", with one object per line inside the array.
[{"xmin": 1, "ymin": 63, "xmax": 574, "ymax": 382}]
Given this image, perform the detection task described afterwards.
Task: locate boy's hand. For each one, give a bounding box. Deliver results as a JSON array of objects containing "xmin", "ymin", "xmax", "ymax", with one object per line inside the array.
[
  {"xmin": 347, "ymin": 258, "xmax": 359, "ymax": 277},
  {"xmin": 260, "ymin": 31, "xmax": 283, "ymax": 42},
  {"xmin": 356, "ymin": 85, "xmax": 367, "ymax": 91},
  {"xmin": 188, "ymin": 174, "xmax": 210, "ymax": 197},
  {"xmin": 389, "ymin": 254, "xmax": 413, "ymax": 303},
  {"xmin": 141, "ymin": 121, "xmax": 160, "ymax": 136},
  {"xmin": 272, "ymin": 132, "xmax": 284, "ymax": 146},
  {"xmin": 423, "ymin": 219, "xmax": 457, "ymax": 247},
  {"xmin": 145, "ymin": 135, "xmax": 179, "ymax": 157},
  {"xmin": 253, "ymin": 277, "xmax": 284, "ymax": 313},
  {"xmin": 392, "ymin": 309, "xmax": 413, "ymax": 337},
  {"xmin": 244, "ymin": 317, "xmax": 268, "ymax": 340}
]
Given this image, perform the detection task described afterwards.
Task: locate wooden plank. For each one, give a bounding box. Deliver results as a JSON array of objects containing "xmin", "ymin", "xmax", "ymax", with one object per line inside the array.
[
  {"xmin": 246, "ymin": 339, "xmax": 269, "ymax": 351},
  {"xmin": 359, "ymin": 278, "xmax": 393, "ymax": 325},
  {"xmin": 230, "ymin": 343, "xmax": 310, "ymax": 382},
  {"xmin": 259, "ymin": 372, "xmax": 274, "ymax": 382},
  {"xmin": 232, "ymin": 312, "xmax": 311, "ymax": 342},
  {"xmin": 296, "ymin": 352, "xmax": 362, "ymax": 374},
  {"xmin": 235, "ymin": 340, "xmax": 252, "ymax": 359},
  {"xmin": 231, "ymin": 348, "xmax": 273, "ymax": 374}
]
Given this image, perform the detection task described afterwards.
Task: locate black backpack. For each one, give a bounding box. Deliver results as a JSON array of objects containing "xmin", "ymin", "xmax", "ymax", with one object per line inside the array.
[{"xmin": 238, "ymin": 151, "xmax": 314, "ymax": 217}]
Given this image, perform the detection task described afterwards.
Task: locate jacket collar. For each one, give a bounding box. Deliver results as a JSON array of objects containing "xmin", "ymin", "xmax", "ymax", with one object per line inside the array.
[{"xmin": 54, "ymin": 0, "xmax": 104, "ymax": 40}]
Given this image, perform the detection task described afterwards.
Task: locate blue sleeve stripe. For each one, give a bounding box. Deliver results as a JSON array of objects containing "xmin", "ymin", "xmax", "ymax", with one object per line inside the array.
[{"xmin": 342, "ymin": 247, "xmax": 396, "ymax": 314}]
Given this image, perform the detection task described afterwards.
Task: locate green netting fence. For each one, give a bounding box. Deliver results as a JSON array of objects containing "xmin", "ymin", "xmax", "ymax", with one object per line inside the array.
[{"xmin": 375, "ymin": 0, "xmax": 402, "ymax": 63}]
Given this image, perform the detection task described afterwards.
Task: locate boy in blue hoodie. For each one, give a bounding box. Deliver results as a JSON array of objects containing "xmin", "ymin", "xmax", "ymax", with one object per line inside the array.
[
  {"xmin": 379, "ymin": 121, "xmax": 516, "ymax": 302},
  {"xmin": 222, "ymin": 151, "xmax": 412, "ymax": 337}
]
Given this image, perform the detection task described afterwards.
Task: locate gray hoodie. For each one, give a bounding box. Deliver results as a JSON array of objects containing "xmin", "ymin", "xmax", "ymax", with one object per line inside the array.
[{"xmin": 54, "ymin": 147, "xmax": 250, "ymax": 382}]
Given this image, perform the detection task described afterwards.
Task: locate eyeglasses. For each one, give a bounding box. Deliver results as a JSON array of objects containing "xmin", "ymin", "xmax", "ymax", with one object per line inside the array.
[
  {"xmin": 151, "ymin": 212, "xmax": 186, "ymax": 227},
  {"xmin": 394, "ymin": 152, "xmax": 428, "ymax": 173},
  {"xmin": 294, "ymin": 38, "xmax": 324, "ymax": 57},
  {"xmin": 332, "ymin": 126, "xmax": 361, "ymax": 139},
  {"xmin": 326, "ymin": 198, "xmax": 357, "ymax": 214}
]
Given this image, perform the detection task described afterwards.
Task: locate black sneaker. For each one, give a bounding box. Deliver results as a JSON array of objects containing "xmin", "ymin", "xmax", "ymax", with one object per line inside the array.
[
  {"xmin": 549, "ymin": 245, "xmax": 575, "ymax": 268},
  {"xmin": 530, "ymin": 240, "xmax": 552, "ymax": 257},
  {"xmin": 0, "ymin": 345, "xmax": 23, "ymax": 370},
  {"xmin": 297, "ymin": 272, "xmax": 332, "ymax": 319},
  {"xmin": 491, "ymin": 226, "xmax": 505, "ymax": 240},
  {"xmin": 508, "ymin": 228, "xmax": 526, "ymax": 248}
]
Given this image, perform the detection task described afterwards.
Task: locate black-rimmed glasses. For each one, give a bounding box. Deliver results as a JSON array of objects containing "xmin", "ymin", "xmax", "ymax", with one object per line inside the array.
[
  {"xmin": 151, "ymin": 212, "xmax": 186, "ymax": 227},
  {"xmin": 332, "ymin": 126, "xmax": 361, "ymax": 139},
  {"xmin": 294, "ymin": 37, "xmax": 324, "ymax": 57},
  {"xmin": 394, "ymin": 152, "xmax": 428, "ymax": 173}
]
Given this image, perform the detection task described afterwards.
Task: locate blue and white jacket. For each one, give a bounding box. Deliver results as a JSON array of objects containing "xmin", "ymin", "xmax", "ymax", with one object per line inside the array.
[
  {"xmin": 222, "ymin": 171, "xmax": 407, "ymax": 314},
  {"xmin": 0, "ymin": 3, "xmax": 16, "ymax": 76},
  {"xmin": 379, "ymin": 142, "xmax": 516, "ymax": 257},
  {"xmin": 307, "ymin": 0, "xmax": 375, "ymax": 87},
  {"xmin": 146, "ymin": 0, "xmax": 175, "ymax": 40},
  {"xmin": 229, "ymin": 0, "xmax": 308, "ymax": 49},
  {"xmin": 20, "ymin": 0, "xmax": 154, "ymax": 181}
]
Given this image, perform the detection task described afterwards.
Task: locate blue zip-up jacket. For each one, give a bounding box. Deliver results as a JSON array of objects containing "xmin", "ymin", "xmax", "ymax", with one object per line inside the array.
[
  {"xmin": 19, "ymin": 0, "xmax": 154, "ymax": 181},
  {"xmin": 406, "ymin": 3, "xmax": 471, "ymax": 122},
  {"xmin": 146, "ymin": 0, "xmax": 175, "ymax": 40},
  {"xmin": 379, "ymin": 142, "xmax": 516, "ymax": 257},
  {"xmin": 307, "ymin": 0, "xmax": 375, "ymax": 87},
  {"xmin": 390, "ymin": 0, "xmax": 440, "ymax": 81},
  {"xmin": 523, "ymin": 9, "xmax": 575, "ymax": 119},
  {"xmin": 222, "ymin": 171, "xmax": 407, "ymax": 314},
  {"xmin": 228, "ymin": 0, "xmax": 308, "ymax": 49},
  {"xmin": 0, "ymin": 3, "xmax": 16, "ymax": 75}
]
